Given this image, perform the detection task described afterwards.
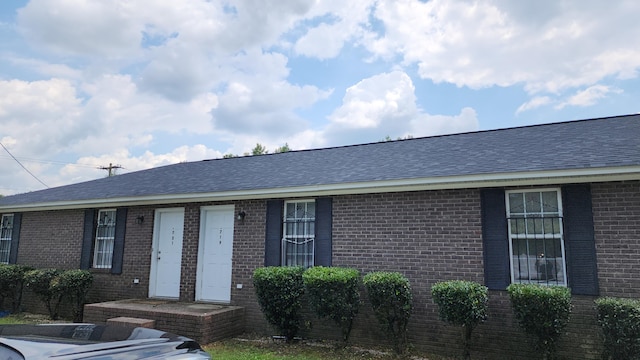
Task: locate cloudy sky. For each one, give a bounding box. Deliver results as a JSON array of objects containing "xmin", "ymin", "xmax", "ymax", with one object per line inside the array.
[{"xmin": 1, "ymin": 0, "xmax": 639, "ymax": 195}]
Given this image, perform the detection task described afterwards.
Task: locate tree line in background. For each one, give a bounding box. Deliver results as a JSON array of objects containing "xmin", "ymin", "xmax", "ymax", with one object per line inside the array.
[
  {"xmin": 223, "ymin": 134, "xmax": 413, "ymax": 159},
  {"xmin": 223, "ymin": 143, "xmax": 291, "ymax": 158}
]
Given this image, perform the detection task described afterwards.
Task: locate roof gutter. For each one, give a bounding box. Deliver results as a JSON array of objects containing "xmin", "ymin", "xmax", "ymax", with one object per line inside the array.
[{"xmin": 2, "ymin": 166, "xmax": 639, "ymax": 212}]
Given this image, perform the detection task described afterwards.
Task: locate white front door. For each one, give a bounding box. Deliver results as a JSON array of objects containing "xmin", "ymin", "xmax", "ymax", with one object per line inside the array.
[
  {"xmin": 149, "ymin": 208, "xmax": 184, "ymax": 299},
  {"xmin": 196, "ymin": 205, "xmax": 235, "ymax": 303}
]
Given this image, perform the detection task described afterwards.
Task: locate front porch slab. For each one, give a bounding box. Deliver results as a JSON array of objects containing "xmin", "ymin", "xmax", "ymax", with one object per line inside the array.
[
  {"xmin": 107, "ymin": 316, "xmax": 156, "ymax": 328},
  {"xmin": 83, "ymin": 299, "xmax": 244, "ymax": 344}
]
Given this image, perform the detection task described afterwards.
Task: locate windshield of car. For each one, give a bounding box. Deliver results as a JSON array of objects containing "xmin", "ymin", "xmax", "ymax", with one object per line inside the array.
[{"xmin": 0, "ymin": 344, "xmax": 24, "ymax": 360}]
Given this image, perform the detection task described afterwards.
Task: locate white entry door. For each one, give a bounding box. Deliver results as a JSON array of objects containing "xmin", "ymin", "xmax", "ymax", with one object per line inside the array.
[
  {"xmin": 196, "ymin": 205, "xmax": 235, "ymax": 303},
  {"xmin": 149, "ymin": 208, "xmax": 184, "ymax": 299}
]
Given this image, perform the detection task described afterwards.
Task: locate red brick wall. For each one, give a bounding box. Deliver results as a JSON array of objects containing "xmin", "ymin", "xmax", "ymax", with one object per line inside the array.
[
  {"xmin": 232, "ymin": 186, "xmax": 624, "ymax": 359},
  {"xmin": 330, "ymin": 190, "xmax": 486, "ymax": 353},
  {"xmin": 18, "ymin": 209, "xmax": 84, "ymax": 269},
  {"xmin": 229, "ymin": 199, "xmax": 268, "ymax": 333},
  {"xmin": 10, "ymin": 180, "xmax": 639, "ymax": 359},
  {"xmin": 592, "ymin": 181, "xmax": 640, "ymax": 298}
]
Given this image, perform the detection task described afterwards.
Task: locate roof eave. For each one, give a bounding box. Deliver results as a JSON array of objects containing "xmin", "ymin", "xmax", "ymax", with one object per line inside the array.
[{"xmin": 2, "ymin": 166, "xmax": 639, "ymax": 212}]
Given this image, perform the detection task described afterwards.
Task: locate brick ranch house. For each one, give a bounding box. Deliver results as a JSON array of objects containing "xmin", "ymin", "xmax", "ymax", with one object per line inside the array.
[{"xmin": 0, "ymin": 114, "xmax": 638, "ymax": 358}]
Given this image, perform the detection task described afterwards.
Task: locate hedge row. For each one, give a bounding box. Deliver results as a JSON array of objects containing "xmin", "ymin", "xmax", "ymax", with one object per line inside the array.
[
  {"xmin": 0, "ymin": 264, "xmax": 93, "ymax": 322},
  {"xmin": 432, "ymin": 280, "xmax": 488, "ymax": 359},
  {"xmin": 253, "ymin": 266, "xmax": 413, "ymax": 354},
  {"xmin": 595, "ymin": 297, "xmax": 640, "ymax": 360},
  {"xmin": 253, "ymin": 267, "xmax": 583, "ymax": 359}
]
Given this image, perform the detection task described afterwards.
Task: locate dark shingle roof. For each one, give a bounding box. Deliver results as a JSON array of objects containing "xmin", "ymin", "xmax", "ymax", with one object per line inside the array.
[{"xmin": 1, "ymin": 114, "xmax": 639, "ymax": 208}]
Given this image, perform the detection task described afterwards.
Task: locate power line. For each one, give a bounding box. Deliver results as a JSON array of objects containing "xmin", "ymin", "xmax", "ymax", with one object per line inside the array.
[
  {"xmin": 98, "ymin": 163, "xmax": 123, "ymax": 177},
  {"xmin": 0, "ymin": 155, "xmax": 97, "ymax": 169},
  {"xmin": 0, "ymin": 142, "xmax": 49, "ymax": 189}
]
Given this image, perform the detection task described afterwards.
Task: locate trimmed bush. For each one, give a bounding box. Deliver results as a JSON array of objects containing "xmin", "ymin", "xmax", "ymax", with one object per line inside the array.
[
  {"xmin": 253, "ymin": 266, "xmax": 305, "ymax": 341},
  {"xmin": 303, "ymin": 266, "xmax": 360, "ymax": 342},
  {"xmin": 0, "ymin": 264, "xmax": 32, "ymax": 313},
  {"xmin": 24, "ymin": 269, "xmax": 64, "ymax": 320},
  {"xmin": 595, "ymin": 297, "xmax": 640, "ymax": 360},
  {"xmin": 363, "ymin": 271, "xmax": 412, "ymax": 354},
  {"xmin": 431, "ymin": 280, "xmax": 488, "ymax": 359},
  {"xmin": 507, "ymin": 284, "xmax": 571, "ymax": 359},
  {"xmin": 56, "ymin": 269, "xmax": 93, "ymax": 322}
]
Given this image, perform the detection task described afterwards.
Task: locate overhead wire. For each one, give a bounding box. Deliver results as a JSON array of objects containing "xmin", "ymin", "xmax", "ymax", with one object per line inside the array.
[
  {"xmin": 0, "ymin": 142, "xmax": 50, "ymax": 189},
  {"xmin": 0, "ymin": 155, "xmax": 97, "ymax": 168}
]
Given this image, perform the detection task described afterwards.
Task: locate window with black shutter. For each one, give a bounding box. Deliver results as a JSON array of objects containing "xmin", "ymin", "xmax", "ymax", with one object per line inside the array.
[
  {"xmin": 482, "ymin": 185, "xmax": 598, "ymax": 295},
  {"xmin": 265, "ymin": 198, "xmax": 332, "ymax": 267}
]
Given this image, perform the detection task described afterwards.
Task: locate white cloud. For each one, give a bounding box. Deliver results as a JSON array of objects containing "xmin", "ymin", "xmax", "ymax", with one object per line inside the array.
[
  {"xmin": 516, "ymin": 96, "xmax": 553, "ymax": 114},
  {"xmin": 211, "ymin": 79, "xmax": 331, "ymax": 136},
  {"xmin": 210, "ymin": 50, "xmax": 332, "ymax": 137},
  {"xmin": 0, "ymin": 78, "xmax": 84, "ymax": 155},
  {"xmin": 4, "ymin": 56, "xmax": 82, "ymax": 80},
  {"xmin": 0, "ymin": 75, "xmax": 222, "ymax": 193},
  {"xmin": 329, "ymin": 71, "xmax": 417, "ymax": 129},
  {"xmin": 408, "ymin": 107, "xmax": 478, "ymax": 138},
  {"xmin": 17, "ymin": 0, "xmax": 142, "ymax": 58},
  {"xmin": 294, "ymin": 0, "xmax": 375, "ymax": 59},
  {"xmin": 365, "ymin": 0, "xmax": 640, "ymax": 95},
  {"xmin": 324, "ymin": 71, "xmax": 478, "ymax": 146},
  {"xmin": 555, "ymin": 85, "xmax": 622, "ymax": 109}
]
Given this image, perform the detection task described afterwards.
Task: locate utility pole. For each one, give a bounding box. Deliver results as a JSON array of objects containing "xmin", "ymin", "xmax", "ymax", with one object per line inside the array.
[{"xmin": 98, "ymin": 163, "xmax": 123, "ymax": 177}]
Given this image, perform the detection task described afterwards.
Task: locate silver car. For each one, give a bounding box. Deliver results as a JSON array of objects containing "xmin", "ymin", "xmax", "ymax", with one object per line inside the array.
[{"xmin": 0, "ymin": 323, "xmax": 211, "ymax": 359}]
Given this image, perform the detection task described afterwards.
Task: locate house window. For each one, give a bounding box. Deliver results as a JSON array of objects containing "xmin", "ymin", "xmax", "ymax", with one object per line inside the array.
[
  {"xmin": 93, "ymin": 209, "xmax": 116, "ymax": 269},
  {"xmin": 0, "ymin": 214, "xmax": 14, "ymax": 264},
  {"xmin": 506, "ymin": 189, "xmax": 567, "ymax": 286},
  {"xmin": 282, "ymin": 200, "xmax": 315, "ymax": 267}
]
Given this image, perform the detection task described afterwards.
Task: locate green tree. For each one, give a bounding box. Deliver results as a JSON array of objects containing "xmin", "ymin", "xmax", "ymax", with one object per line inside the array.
[
  {"xmin": 253, "ymin": 267, "xmax": 306, "ymax": 341},
  {"xmin": 251, "ymin": 143, "xmax": 268, "ymax": 155},
  {"xmin": 382, "ymin": 135, "xmax": 414, "ymax": 142},
  {"xmin": 432, "ymin": 280, "xmax": 488, "ymax": 359},
  {"xmin": 303, "ymin": 267, "xmax": 360, "ymax": 343},
  {"xmin": 24, "ymin": 269, "xmax": 63, "ymax": 320},
  {"xmin": 274, "ymin": 143, "xmax": 291, "ymax": 153},
  {"xmin": 507, "ymin": 284, "xmax": 572, "ymax": 359},
  {"xmin": 363, "ymin": 271, "xmax": 413, "ymax": 354}
]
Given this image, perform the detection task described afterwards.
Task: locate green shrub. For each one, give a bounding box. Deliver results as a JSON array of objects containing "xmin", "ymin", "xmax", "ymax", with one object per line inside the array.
[
  {"xmin": 253, "ymin": 266, "xmax": 305, "ymax": 341},
  {"xmin": 507, "ymin": 284, "xmax": 571, "ymax": 359},
  {"xmin": 431, "ymin": 280, "xmax": 488, "ymax": 359},
  {"xmin": 0, "ymin": 264, "xmax": 32, "ymax": 313},
  {"xmin": 363, "ymin": 271, "xmax": 413, "ymax": 354},
  {"xmin": 56, "ymin": 269, "xmax": 93, "ymax": 322},
  {"xmin": 24, "ymin": 269, "xmax": 64, "ymax": 320},
  {"xmin": 595, "ymin": 297, "xmax": 640, "ymax": 360},
  {"xmin": 303, "ymin": 266, "xmax": 360, "ymax": 342}
]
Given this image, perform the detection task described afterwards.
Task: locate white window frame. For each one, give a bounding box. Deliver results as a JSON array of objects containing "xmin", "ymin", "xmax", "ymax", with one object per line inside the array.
[
  {"xmin": 506, "ymin": 188, "xmax": 567, "ymax": 286},
  {"xmin": 93, "ymin": 209, "xmax": 116, "ymax": 269},
  {"xmin": 282, "ymin": 200, "xmax": 315, "ymax": 267},
  {"xmin": 0, "ymin": 214, "xmax": 14, "ymax": 264}
]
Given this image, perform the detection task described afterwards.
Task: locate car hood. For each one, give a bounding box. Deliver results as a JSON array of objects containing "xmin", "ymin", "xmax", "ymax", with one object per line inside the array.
[{"xmin": 0, "ymin": 324, "xmax": 210, "ymax": 359}]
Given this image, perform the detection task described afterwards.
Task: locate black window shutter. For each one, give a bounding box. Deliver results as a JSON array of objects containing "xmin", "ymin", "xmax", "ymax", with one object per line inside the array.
[
  {"xmin": 562, "ymin": 184, "xmax": 599, "ymax": 296},
  {"xmin": 481, "ymin": 188, "xmax": 510, "ymax": 290},
  {"xmin": 8, "ymin": 213, "xmax": 22, "ymax": 264},
  {"xmin": 314, "ymin": 197, "xmax": 332, "ymax": 266},
  {"xmin": 265, "ymin": 200, "xmax": 283, "ymax": 266},
  {"xmin": 80, "ymin": 209, "xmax": 96, "ymax": 270},
  {"xmin": 111, "ymin": 208, "xmax": 128, "ymax": 274}
]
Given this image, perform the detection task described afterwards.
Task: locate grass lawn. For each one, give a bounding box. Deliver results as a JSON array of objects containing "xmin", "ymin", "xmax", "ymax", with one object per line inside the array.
[
  {"xmin": 204, "ymin": 338, "xmax": 392, "ymax": 360},
  {"xmin": 0, "ymin": 313, "xmax": 57, "ymax": 325},
  {"xmin": 203, "ymin": 337, "xmax": 450, "ymax": 360},
  {"xmin": 0, "ymin": 314, "xmax": 448, "ymax": 359}
]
